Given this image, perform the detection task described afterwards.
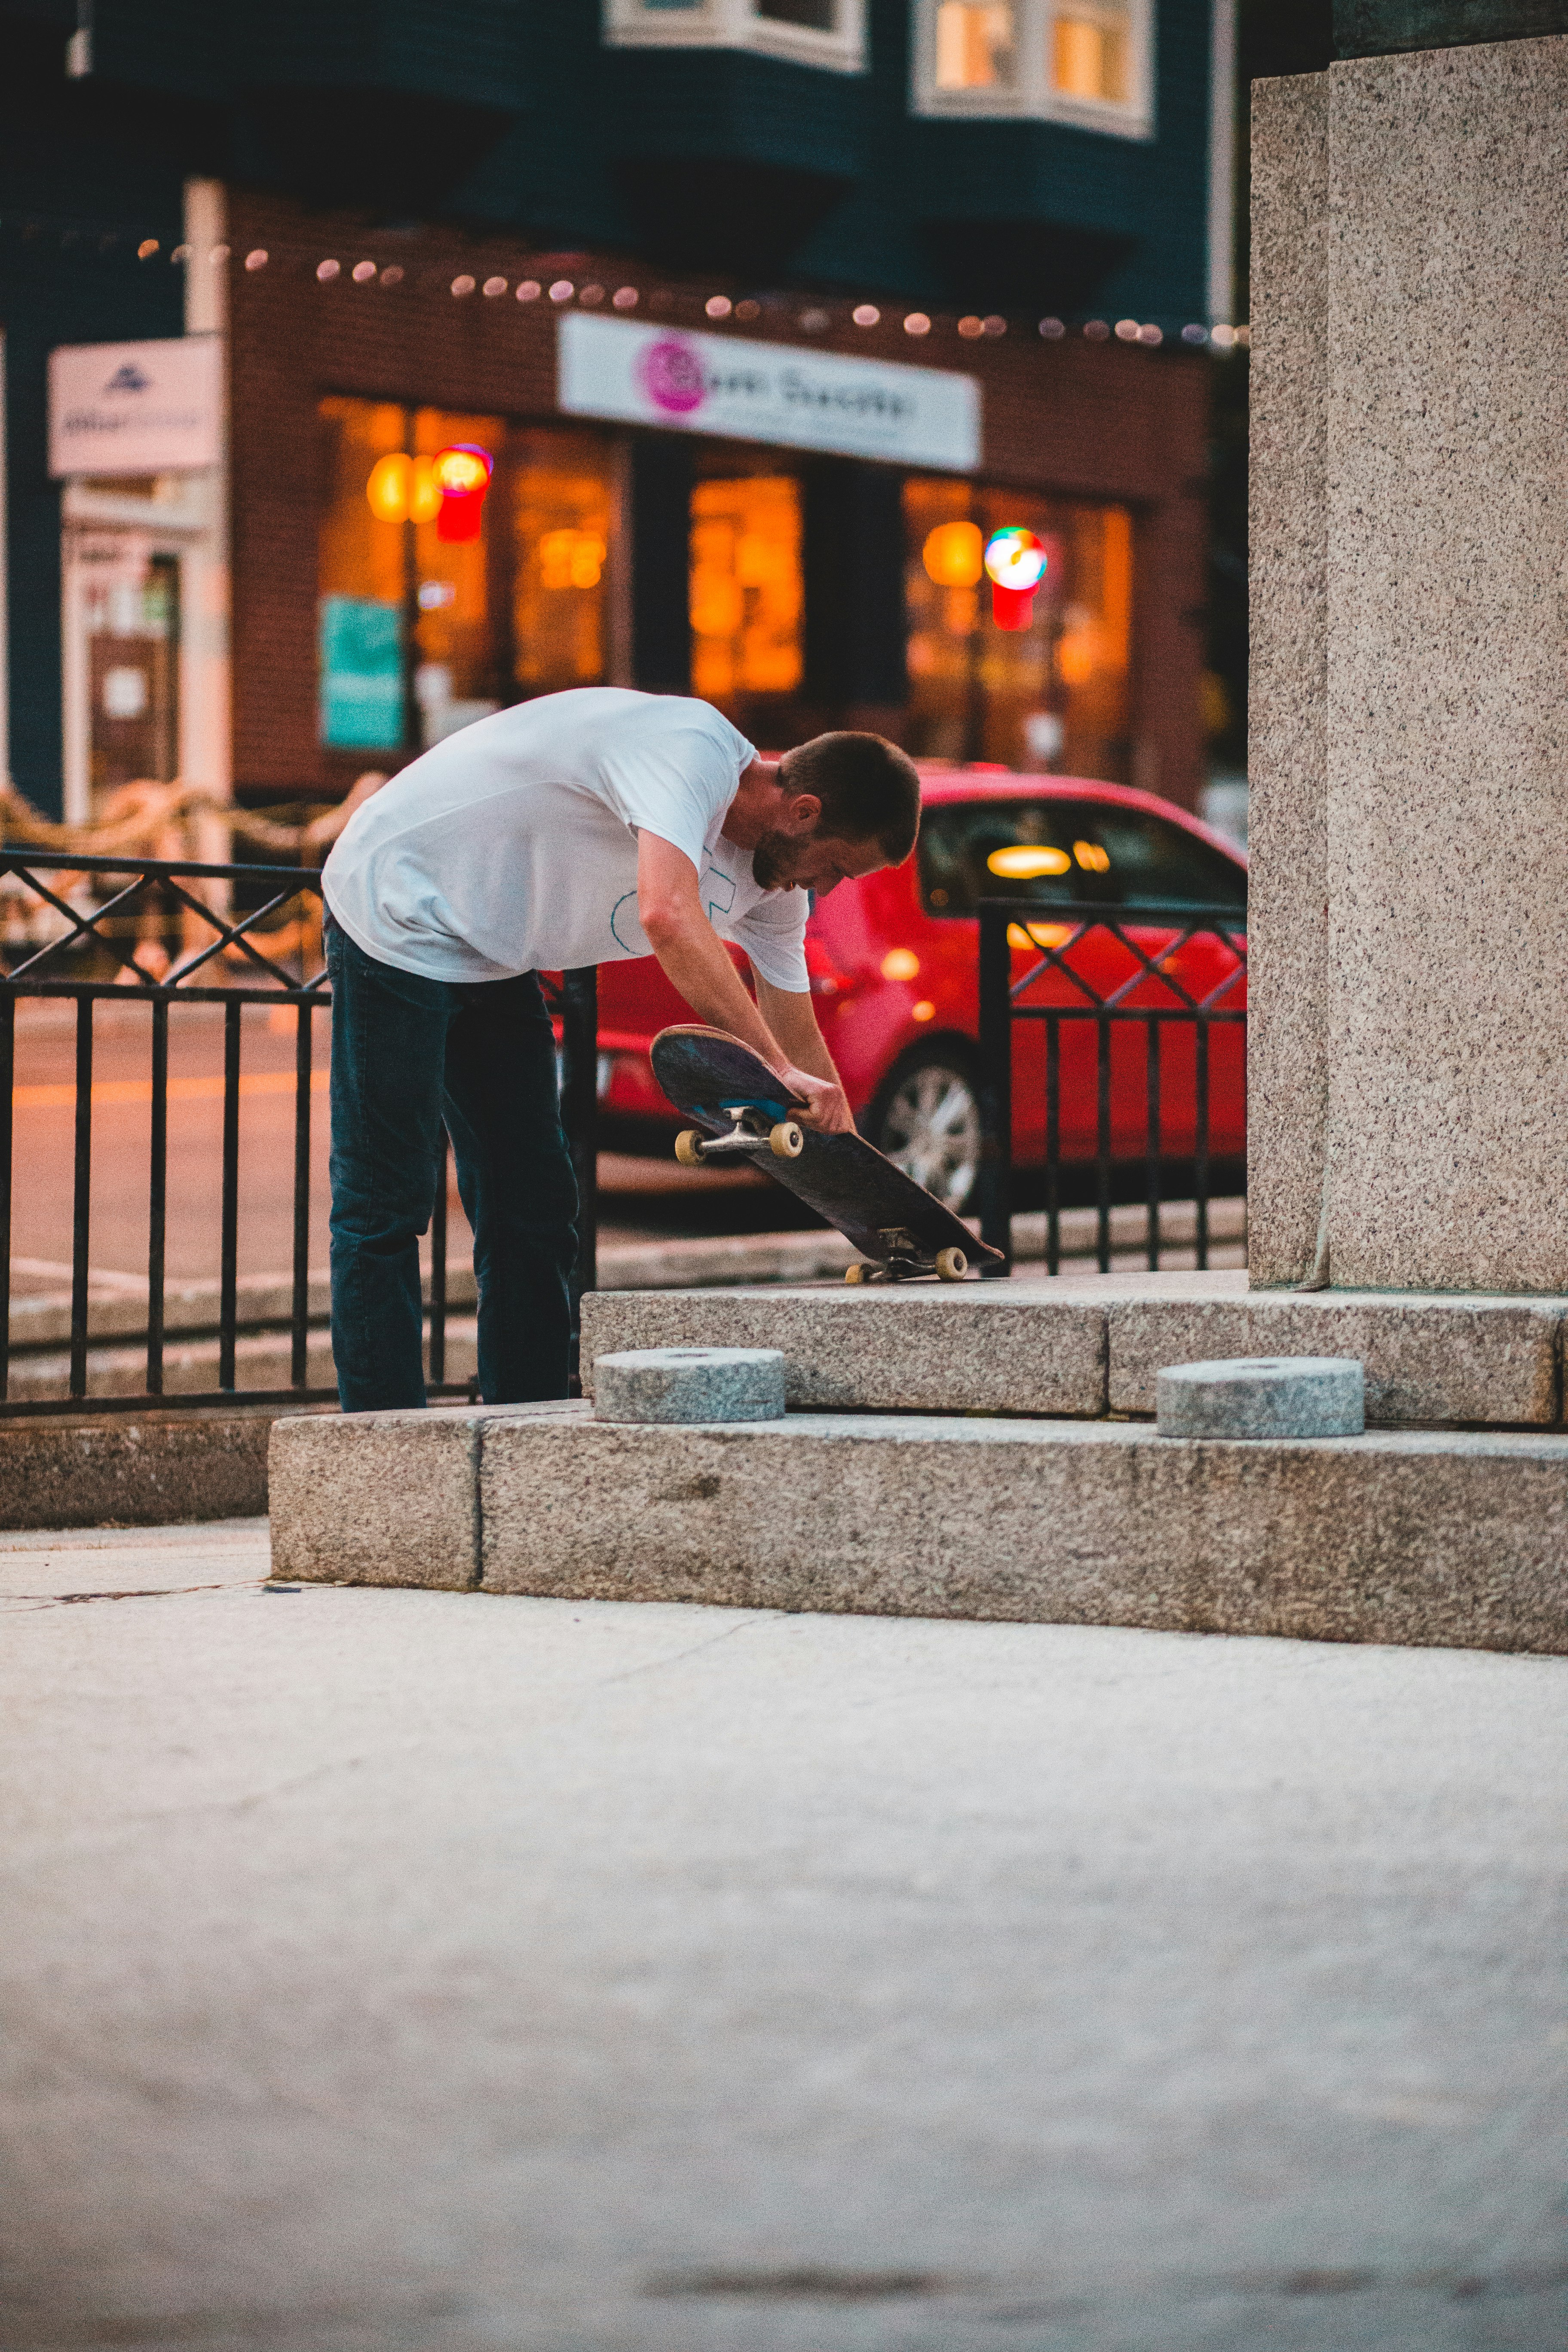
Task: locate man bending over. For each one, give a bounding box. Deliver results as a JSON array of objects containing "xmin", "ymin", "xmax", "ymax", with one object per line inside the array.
[{"xmin": 321, "ymin": 686, "xmax": 922, "ymax": 1412}]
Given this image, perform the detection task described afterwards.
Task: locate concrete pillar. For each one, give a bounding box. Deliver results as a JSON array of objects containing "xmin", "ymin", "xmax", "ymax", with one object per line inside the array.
[
  {"xmin": 1249, "ymin": 37, "xmax": 1568, "ymax": 1293},
  {"xmin": 1246, "ymin": 72, "xmax": 1328, "ymax": 1286}
]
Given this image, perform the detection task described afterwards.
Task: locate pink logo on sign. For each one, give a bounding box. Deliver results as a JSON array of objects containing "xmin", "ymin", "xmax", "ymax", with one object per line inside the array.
[{"xmin": 638, "ymin": 336, "xmax": 707, "ymax": 416}]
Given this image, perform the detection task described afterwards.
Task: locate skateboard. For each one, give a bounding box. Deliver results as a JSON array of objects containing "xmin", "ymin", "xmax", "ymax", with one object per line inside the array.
[{"xmin": 650, "ymin": 1024, "xmax": 1004, "ymax": 1284}]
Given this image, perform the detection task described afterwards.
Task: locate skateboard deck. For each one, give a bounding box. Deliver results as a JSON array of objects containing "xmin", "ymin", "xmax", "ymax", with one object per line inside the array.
[{"xmin": 650, "ymin": 1024, "xmax": 1003, "ymax": 1283}]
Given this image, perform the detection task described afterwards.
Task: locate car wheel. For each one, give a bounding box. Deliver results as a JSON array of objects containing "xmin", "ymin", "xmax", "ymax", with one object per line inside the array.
[{"xmin": 869, "ymin": 1050, "xmax": 983, "ymax": 1215}]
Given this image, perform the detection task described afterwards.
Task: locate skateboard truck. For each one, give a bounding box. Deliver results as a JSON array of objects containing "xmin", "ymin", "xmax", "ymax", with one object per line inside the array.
[
  {"xmin": 844, "ymin": 1227, "xmax": 970, "ymax": 1286},
  {"xmin": 674, "ymin": 1106, "xmax": 804, "ymax": 1166}
]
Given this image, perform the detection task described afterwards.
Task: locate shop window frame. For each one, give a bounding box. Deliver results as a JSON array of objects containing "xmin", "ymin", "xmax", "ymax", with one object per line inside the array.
[
  {"xmin": 315, "ymin": 398, "xmax": 622, "ymax": 761},
  {"xmin": 910, "ymin": 0, "xmax": 1154, "ymax": 138},
  {"xmin": 602, "ymin": 0, "xmax": 868, "ymax": 76}
]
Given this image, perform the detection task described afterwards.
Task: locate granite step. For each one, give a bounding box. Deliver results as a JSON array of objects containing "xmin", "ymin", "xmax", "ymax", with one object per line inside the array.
[
  {"xmin": 268, "ymin": 1399, "xmax": 1568, "ymax": 1655},
  {"xmin": 580, "ymin": 1270, "xmax": 1567, "ymax": 1428}
]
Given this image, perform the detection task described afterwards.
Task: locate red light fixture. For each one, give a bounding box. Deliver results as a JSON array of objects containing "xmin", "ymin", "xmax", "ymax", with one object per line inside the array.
[
  {"xmin": 431, "ymin": 444, "xmax": 493, "ymax": 542},
  {"xmin": 983, "ymin": 526, "xmax": 1048, "ymax": 629}
]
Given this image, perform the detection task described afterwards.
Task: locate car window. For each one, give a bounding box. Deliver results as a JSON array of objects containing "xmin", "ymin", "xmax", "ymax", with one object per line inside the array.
[
  {"xmin": 1081, "ymin": 808, "xmax": 1246, "ymax": 913},
  {"xmin": 919, "ymin": 799, "xmax": 1099, "ymax": 915},
  {"xmin": 918, "ymin": 797, "xmax": 1244, "ymax": 916}
]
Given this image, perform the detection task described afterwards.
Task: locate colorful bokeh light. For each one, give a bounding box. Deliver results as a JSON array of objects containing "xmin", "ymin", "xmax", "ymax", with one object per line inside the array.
[
  {"xmin": 983, "ymin": 527, "xmax": 1048, "ymax": 591},
  {"xmin": 983, "ymin": 525, "xmax": 1048, "ymax": 630},
  {"xmin": 432, "ymin": 444, "xmax": 494, "ymax": 542}
]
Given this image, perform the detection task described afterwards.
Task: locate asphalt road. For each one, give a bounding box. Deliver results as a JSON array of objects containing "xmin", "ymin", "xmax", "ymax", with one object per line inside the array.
[{"xmin": 2, "ymin": 1519, "xmax": 1565, "ymax": 2352}]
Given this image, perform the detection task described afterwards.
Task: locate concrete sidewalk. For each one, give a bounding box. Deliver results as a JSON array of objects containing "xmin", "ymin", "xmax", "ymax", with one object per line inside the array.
[{"xmin": 3, "ymin": 1521, "xmax": 1566, "ymax": 2352}]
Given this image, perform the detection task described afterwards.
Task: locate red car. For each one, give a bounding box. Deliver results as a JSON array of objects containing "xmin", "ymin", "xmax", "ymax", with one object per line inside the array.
[{"xmin": 594, "ymin": 769, "xmax": 1248, "ymax": 1213}]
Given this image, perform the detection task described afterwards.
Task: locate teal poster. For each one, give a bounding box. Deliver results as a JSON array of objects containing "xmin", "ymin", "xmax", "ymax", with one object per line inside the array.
[{"xmin": 319, "ymin": 596, "xmax": 404, "ymax": 749}]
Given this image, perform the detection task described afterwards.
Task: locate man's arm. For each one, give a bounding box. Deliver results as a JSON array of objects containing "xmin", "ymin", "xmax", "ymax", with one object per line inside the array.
[
  {"xmin": 753, "ymin": 974, "xmax": 847, "ymax": 1096},
  {"xmin": 637, "ymin": 833, "xmax": 852, "ymax": 1130}
]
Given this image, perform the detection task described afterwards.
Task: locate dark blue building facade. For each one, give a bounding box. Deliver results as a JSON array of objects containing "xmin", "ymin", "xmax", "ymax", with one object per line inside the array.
[{"xmin": 2, "ymin": 0, "xmax": 1230, "ymax": 815}]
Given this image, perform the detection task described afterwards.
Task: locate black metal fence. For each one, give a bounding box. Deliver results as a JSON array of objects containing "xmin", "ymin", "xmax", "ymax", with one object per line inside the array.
[
  {"xmin": 974, "ymin": 898, "xmax": 1247, "ymax": 1276},
  {"xmin": 0, "ymin": 851, "xmax": 598, "ymax": 1416}
]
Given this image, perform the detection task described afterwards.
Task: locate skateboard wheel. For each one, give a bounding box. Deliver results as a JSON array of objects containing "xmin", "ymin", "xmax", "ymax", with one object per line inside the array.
[
  {"xmin": 769, "ymin": 1120, "xmax": 805, "ymax": 1159},
  {"xmin": 935, "ymin": 1246, "xmax": 968, "ymax": 1282},
  {"xmin": 674, "ymin": 1128, "xmax": 705, "ymax": 1167},
  {"xmin": 845, "ymin": 1262, "xmax": 869, "ymax": 1285}
]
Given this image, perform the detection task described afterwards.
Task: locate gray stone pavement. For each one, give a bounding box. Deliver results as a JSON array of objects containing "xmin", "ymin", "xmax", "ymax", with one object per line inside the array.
[{"xmin": 2, "ymin": 1522, "xmax": 1566, "ymax": 2352}]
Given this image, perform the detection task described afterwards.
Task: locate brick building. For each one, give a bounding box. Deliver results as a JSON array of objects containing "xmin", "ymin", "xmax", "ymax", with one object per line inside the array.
[{"xmin": 4, "ymin": 0, "xmax": 1234, "ymax": 818}]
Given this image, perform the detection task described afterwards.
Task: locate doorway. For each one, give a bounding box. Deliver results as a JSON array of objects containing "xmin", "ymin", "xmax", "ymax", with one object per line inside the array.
[{"xmin": 63, "ymin": 534, "xmax": 181, "ymax": 817}]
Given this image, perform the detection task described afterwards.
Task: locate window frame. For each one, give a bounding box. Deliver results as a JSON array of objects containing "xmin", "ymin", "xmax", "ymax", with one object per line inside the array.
[
  {"xmin": 602, "ymin": 0, "xmax": 868, "ymax": 75},
  {"xmin": 910, "ymin": 0, "xmax": 1155, "ymax": 138}
]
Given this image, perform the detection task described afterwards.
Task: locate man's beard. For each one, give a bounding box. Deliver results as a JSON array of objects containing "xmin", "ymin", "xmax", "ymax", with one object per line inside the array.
[{"xmin": 751, "ymin": 829, "xmax": 802, "ymax": 891}]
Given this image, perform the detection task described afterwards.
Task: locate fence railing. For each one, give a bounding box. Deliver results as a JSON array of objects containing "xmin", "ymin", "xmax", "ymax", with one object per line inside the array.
[
  {"xmin": 0, "ymin": 851, "xmax": 598, "ymax": 1416},
  {"xmin": 974, "ymin": 897, "xmax": 1247, "ymax": 1277}
]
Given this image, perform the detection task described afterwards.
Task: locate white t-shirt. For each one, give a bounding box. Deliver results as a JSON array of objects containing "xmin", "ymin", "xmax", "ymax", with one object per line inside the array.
[{"xmin": 322, "ymin": 687, "xmax": 810, "ymax": 990}]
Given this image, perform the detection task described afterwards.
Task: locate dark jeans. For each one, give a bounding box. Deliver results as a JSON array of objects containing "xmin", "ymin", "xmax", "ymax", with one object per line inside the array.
[{"xmin": 326, "ymin": 918, "xmax": 577, "ymax": 1412}]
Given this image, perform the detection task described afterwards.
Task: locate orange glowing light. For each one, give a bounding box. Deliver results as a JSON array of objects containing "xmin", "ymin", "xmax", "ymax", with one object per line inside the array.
[
  {"xmin": 1073, "ymin": 839, "xmax": 1110, "ymax": 873},
  {"xmin": 911, "ymin": 1000, "xmax": 936, "ymax": 1022},
  {"xmin": 365, "ymin": 453, "xmax": 442, "ymax": 524},
  {"xmin": 538, "ymin": 528, "xmax": 606, "ymax": 590},
  {"xmin": 922, "ymin": 520, "xmax": 984, "ymax": 588},
  {"xmin": 881, "ymin": 948, "xmax": 921, "ymax": 981},
  {"xmin": 1056, "ymin": 630, "xmax": 1096, "ymax": 685},
  {"xmin": 989, "ymin": 845, "xmax": 1071, "ymax": 880},
  {"xmin": 365, "ymin": 452, "xmax": 409, "ymax": 521}
]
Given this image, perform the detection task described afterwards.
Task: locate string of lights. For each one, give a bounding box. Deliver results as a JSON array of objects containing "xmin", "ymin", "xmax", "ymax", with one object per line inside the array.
[{"xmin": 0, "ymin": 213, "xmax": 1251, "ymax": 351}]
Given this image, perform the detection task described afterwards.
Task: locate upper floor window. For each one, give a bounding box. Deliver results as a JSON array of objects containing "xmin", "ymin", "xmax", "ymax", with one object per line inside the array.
[
  {"xmin": 603, "ymin": 0, "xmax": 867, "ymax": 73},
  {"xmin": 913, "ymin": 0, "xmax": 1152, "ymax": 135}
]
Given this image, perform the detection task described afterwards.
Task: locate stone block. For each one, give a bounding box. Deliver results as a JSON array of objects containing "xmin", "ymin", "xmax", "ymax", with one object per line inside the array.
[
  {"xmin": 1249, "ymin": 70, "xmax": 1329, "ymax": 1286},
  {"xmin": 1251, "ymin": 44, "xmax": 1568, "ymax": 1290},
  {"xmin": 478, "ymin": 1408, "xmax": 1568, "ymax": 1655},
  {"xmin": 1105, "ymin": 1277, "xmax": 1563, "ymax": 1425},
  {"xmin": 1157, "ymin": 1355, "xmax": 1363, "ymax": 1439},
  {"xmin": 594, "ymin": 1346, "xmax": 785, "ymax": 1424},
  {"xmin": 268, "ymin": 1404, "xmax": 573, "ymax": 1589},
  {"xmin": 0, "ymin": 1406, "xmax": 280, "ymax": 1531},
  {"xmin": 1323, "ymin": 40, "xmax": 1568, "ymax": 1289},
  {"xmin": 579, "ymin": 1283, "xmax": 1107, "ymax": 1416}
]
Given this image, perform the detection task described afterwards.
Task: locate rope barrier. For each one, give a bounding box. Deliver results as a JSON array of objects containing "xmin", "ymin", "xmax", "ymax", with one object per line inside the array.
[{"xmin": 0, "ymin": 772, "xmax": 387, "ymax": 862}]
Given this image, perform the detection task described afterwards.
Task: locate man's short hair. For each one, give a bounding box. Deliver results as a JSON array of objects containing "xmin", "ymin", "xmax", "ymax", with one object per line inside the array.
[{"xmin": 780, "ymin": 732, "xmax": 921, "ymax": 864}]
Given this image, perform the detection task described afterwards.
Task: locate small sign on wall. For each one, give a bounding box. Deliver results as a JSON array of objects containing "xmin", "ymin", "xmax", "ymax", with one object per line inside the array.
[
  {"xmin": 49, "ymin": 336, "xmax": 221, "ymax": 477},
  {"xmin": 559, "ymin": 312, "xmax": 981, "ymax": 472}
]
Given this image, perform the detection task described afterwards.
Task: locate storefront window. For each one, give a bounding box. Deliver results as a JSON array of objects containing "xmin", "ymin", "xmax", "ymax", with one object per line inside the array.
[
  {"xmin": 903, "ymin": 478, "xmax": 1131, "ymax": 780},
  {"xmin": 318, "ymin": 400, "xmax": 612, "ymax": 753},
  {"xmin": 689, "ymin": 475, "xmax": 803, "ymax": 715},
  {"xmin": 512, "ymin": 430, "xmax": 615, "ymax": 695},
  {"xmin": 318, "ymin": 398, "xmax": 407, "ymax": 750}
]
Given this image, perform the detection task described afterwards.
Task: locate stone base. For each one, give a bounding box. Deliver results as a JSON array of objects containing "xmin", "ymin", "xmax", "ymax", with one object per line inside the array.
[
  {"xmin": 580, "ymin": 1270, "xmax": 1565, "ymax": 1428},
  {"xmin": 269, "ymin": 1400, "xmax": 1568, "ymax": 1655},
  {"xmin": 0, "ymin": 1405, "xmax": 304, "ymax": 1531}
]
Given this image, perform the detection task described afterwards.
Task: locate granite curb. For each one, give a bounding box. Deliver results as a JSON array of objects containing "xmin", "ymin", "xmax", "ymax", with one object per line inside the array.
[{"xmin": 270, "ymin": 1402, "xmax": 1568, "ymax": 1654}]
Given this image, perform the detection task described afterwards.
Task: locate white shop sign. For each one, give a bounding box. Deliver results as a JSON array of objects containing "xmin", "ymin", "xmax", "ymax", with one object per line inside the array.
[
  {"xmin": 558, "ymin": 311, "xmax": 980, "ymax": 471},
  {"xmin": 49, "ymin": 335, "xmax": 221, "ymax": 477}
]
